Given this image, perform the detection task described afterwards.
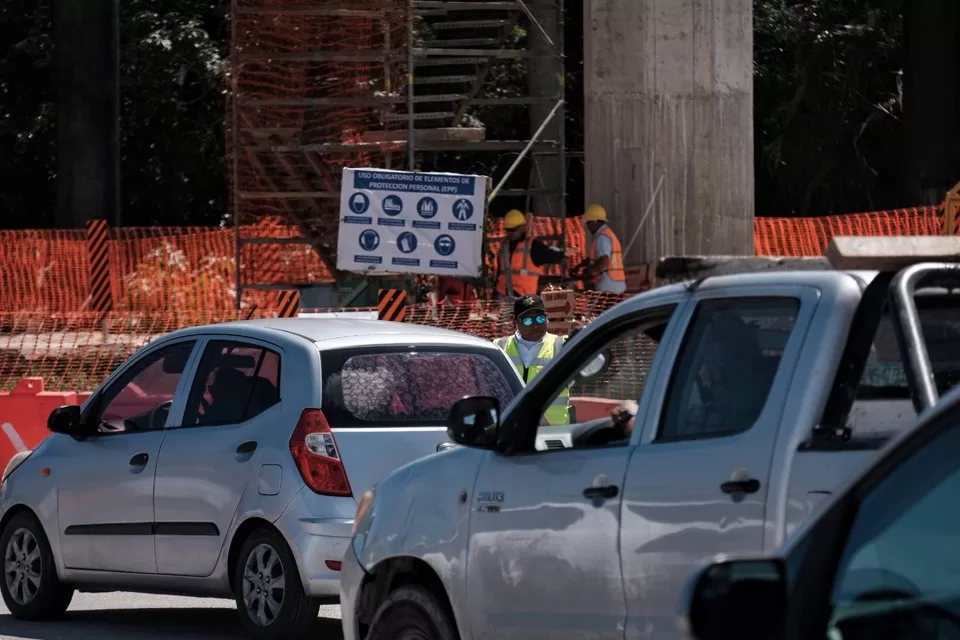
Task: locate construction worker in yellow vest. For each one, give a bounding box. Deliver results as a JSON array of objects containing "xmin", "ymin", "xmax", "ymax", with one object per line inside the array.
[
  {"xmin": 493, "ymin": 295, "xmax": 571, "ymax": 425},
  {"xmin": 579, "ymin": 204, "xmax": 626, "ymax": 294},
  {"xmin": 495, "ymin": 209, "xmax": 569, "ymax": 299}
]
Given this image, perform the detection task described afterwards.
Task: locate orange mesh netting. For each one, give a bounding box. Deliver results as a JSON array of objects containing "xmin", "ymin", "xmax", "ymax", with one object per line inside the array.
[
  {"xmin": 230, "ymin": 0, "xmax": 408, "ymax": 255},
  {"xmin": 754, "ymin": 205, "xmax": 943, "ymax": 256},
  {"xmin": 0, "ymin": 205, "xmax": 949, "ymax": 391}
]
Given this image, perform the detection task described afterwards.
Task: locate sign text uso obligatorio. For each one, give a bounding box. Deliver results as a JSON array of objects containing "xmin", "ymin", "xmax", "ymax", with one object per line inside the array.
[{"xmin": 352, "ymin": 170, "xmax": 477, "ymax": 196}]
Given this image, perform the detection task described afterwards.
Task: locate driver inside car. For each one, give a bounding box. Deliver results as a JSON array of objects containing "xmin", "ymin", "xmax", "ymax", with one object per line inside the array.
[{"xmin": 200, "ymin": 367, "xmax": 250, "ymax": 425}]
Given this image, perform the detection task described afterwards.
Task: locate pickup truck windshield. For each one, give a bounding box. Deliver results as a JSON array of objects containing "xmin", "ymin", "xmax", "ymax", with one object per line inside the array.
[{"xmin": 860, "ymin": 295, "xmax": 960, "ymax": 399}]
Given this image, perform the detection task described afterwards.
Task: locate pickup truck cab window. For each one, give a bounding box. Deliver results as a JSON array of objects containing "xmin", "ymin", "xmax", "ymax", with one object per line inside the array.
[
  {"xmin": 533, "ymin": 306, "xmax": 677, "ymax": 451},
  {"xmin": 657, "ymin": 297, "xmax": 801, "ymax": 441}
]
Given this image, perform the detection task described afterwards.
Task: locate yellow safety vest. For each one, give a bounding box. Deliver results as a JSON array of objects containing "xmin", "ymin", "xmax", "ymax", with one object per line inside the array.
[{"xmin": 493, "ymin": 333, "xmax": 570, "ymax": 425}]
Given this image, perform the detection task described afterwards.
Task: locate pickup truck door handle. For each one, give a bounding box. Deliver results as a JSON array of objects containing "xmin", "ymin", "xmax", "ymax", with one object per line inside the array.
[
  {"xmin": 720, "ymin": 478, "xmax": 761, "ymax": 495},
  {"xmin": 129, "ymin": 453, "xmax": 149, "ymax": 466},
  {"xmin": 583, "ymin": 485, "xmax": 619, "ymax": 500},
  {"xmin": 236, "ymin": 441, "xmax": 258, "ymax": 454}
]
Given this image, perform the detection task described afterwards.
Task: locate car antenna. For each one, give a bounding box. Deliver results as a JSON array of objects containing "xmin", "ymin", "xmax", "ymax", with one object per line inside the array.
[{"xmin": 243, "ymin": 304, "xmax": 258, "ymax": 320}]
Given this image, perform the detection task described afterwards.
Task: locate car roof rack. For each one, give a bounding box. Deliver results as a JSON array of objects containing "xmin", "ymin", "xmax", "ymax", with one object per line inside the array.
[
  {"xmin": 825, "ymin": 235, "xmax": 960, "ymax": 270},
  {"xmin": 655, "ymin": 235, "xmax": 960, "ymax": 285}
]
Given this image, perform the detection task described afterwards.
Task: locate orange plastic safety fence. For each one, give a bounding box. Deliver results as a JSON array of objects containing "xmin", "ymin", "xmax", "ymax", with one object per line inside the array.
[
  {"xmin": 0, "ymin": 309, "xmax": 281, "ymax": 393},
  {"xmin": 754, "ymin": 206, "xmax": 943, "ymax": 256},
  {"xmin": 0, "ymin": 205, "xmax": 950, "ymax": 392},
  {"xmin": 0, "ymin": 207, "xmax": 947, "ymax": 316}
]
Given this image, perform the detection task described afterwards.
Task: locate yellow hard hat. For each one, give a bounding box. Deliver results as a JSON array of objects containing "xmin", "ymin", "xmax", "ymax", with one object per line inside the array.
[
  {"xmin": 503, "ymin": 209, "xmax": 527, "ymax": 229},
  {"xmin": 583, "ymin": 204, "xmax": 607, "ymax": 223}
]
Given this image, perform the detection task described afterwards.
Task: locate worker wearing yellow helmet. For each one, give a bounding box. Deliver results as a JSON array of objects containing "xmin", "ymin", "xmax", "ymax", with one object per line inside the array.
[
  {"xmin": 578, "ymin": 204, "xmax": 626, "ymax": 294},
  {"xmin": 495, "ymin": 209, "xmax": 568, "ymax": 298}
]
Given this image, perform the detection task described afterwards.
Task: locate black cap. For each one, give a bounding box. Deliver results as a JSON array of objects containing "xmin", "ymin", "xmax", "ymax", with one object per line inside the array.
[{"xmin": 514, "ymin": 294, "xmax": 545, "ymax": 318}]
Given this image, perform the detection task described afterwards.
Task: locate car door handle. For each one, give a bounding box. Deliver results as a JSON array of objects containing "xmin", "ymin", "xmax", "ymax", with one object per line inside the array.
[
  {"xmin": 129, "ymin": 453, "xmax": 149, "ymax": 466},
  {"xmin": 236, "ymin": 441, "xmax": 258, "ymax": 454},
  {"xmin": 583, "ymin": 485, "xmax": 619, "ymax": 500},
  {"xmin": 720, "ymin": 478, "xmax": 761, "ymax": 495}
]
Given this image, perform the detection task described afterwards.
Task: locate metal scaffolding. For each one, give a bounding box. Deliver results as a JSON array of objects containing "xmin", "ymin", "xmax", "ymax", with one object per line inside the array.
[{"xmin": 229, "ymin": 0, "xmax": 566, "ymax": 306}]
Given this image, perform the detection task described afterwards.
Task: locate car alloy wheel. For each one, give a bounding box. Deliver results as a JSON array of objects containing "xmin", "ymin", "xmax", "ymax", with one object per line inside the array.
[
  {"xmin": 4, "ymin": 528, "xmax": 41, "ymax": 606},
  {"xmin": 241, "ymin": 542, "xmax": 286, "ymax": 627}
]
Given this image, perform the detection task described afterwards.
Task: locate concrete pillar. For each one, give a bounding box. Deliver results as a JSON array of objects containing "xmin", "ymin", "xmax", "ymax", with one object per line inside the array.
[{"xmin": 584, "ymin": 0, "xmax": 754, "ymax": 265}]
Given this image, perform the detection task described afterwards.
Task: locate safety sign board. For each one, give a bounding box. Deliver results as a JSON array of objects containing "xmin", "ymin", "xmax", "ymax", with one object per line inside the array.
[{"xmin": 336, "ymin": 168, "xmax": 489, "ymax": 277}]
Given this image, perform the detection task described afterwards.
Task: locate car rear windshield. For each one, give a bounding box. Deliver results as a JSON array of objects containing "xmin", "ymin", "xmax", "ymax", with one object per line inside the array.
[
  {"xmin": 859, "ymin": 295, "xmax": 960, "ymax": 399},
  {"xmin": 320, "ymin": 346, "xmax": 521, "ymax": 427}
]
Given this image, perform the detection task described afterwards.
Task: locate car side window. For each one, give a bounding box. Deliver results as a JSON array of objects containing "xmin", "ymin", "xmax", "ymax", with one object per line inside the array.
[
  {"xmin": 533, "ymin": 305, "xmax": 677, "ymax": 451},
  {"xmin": 827, "ymin": 418, "xmax": 960, "ymax": 638},
  {"xmin": 181, "ymin": 341, "xmax": 281, "ymax": 427},
  {"xmin": 656, "ymin": 298, "xmax": 800, "ymax": 442},
  {"xmin": 94, "ymin": 341, "xmax": 196, "ymax": 434}
]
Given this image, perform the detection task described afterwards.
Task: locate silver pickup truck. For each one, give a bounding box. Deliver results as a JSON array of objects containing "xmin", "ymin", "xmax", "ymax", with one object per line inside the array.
[{"xmin": 340, "ymin": 237, "xmax": 960, "ymax": 640}]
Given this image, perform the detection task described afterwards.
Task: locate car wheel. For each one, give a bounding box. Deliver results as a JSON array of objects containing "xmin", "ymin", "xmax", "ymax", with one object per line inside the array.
[
  {"xmin": 366, "ymin": 585, "xmax": 460, "ymax": 640},
  {"xmin": 233, "ymin": 527, "xmax": 319, "ymax": 639},
  {"xmin": 0, "ymin": 511, "xmax": 74, "ymax": 620}
]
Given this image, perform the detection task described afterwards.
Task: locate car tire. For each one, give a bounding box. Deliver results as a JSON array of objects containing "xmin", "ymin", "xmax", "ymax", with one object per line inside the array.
[
  {"xmin": 0, "ymin": 511, "xmax": 74, "ymax": 620},
  {"xmin": 232, "ymin": 527, "xmax": 320, "ymax": 639},
  {"xmin": 366, "ymin": 584, "xmax": 460, "ymax": 640}
]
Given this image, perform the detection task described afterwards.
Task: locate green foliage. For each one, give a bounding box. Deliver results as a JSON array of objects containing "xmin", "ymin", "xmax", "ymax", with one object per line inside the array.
[
  {"xmin": 754, "ymin": 0, "xmax": 904, "ymax": 215},
  {"xmin": 0, "ymin": 0, "xmax": 912, "ymax": 229},
  {"xmin": 0, "ymin": 0, "xmax": 227, "ymax": 229}
]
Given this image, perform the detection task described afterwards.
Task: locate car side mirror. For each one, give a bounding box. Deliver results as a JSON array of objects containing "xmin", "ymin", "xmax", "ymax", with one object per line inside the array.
[
  {"xmin": 681, "ymin": 557, "xmax": 787, "ymax": 640},
  {"xmin": 448, "ymin": 397, "xmax": 500, "ymax": 449},
  {"xmin": 47, "ymin": 405, "xmax": 83, "ymax": 437}
]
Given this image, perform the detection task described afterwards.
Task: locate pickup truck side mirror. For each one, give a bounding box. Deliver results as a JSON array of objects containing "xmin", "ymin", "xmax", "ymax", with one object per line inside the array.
[
  {"xmin": 447, "ymin": 397, "xmax": 500, "ymax": 449},
  {"xmin": 681, "ymin": 557, "xmax": 787, "ymax": 640},
  {"xmin": 47, "ymin": 405, "xmax": 83, "ymax": 437}
]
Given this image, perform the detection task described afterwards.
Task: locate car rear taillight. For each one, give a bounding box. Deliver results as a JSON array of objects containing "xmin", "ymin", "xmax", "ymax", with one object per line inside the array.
[{"xmin": 289, "ymin": 409, "xmax": 352, "ymax": 497}]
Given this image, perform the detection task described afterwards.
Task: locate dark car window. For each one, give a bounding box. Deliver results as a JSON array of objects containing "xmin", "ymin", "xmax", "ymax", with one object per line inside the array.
[
  {"xmin": 828, "ymin": 414, "xmax": 960, "ymax": 638},
  {"xmin": 95, "ymin": 341, "xmax": 196, "ymax": 433},
  {"xmin": 321, "ymin": 347, "xmax": 520, "ymax": 427},
  {"xmin": 657, "ymin": 298, "xmax": 801, "ymax": 441},
  {"xmin": 182, "ymin": 340, "xmax": 281, "ymax": 427},
  {"xmin": 859, "ymin": 295, "xmax": 960, "ymax": 399}
]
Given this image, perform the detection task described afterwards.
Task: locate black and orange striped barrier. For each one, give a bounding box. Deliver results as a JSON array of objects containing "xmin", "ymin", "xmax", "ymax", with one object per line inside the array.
[
  {"xmin": 277, "ymin": 290, "xmax": 300, "ymax": 318},
  {"xmin": 86, "ymin": 218, "xmax": 112, "ymax": 313},
  {"xmin": 378, "ymin": 289, "xmax": 407, "ymax": 323}
]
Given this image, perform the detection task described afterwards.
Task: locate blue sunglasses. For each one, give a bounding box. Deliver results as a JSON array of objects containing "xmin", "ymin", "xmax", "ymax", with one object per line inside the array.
[{"xmin": 520, "ymin": 314, "xmax": 547, "ymax": 327}]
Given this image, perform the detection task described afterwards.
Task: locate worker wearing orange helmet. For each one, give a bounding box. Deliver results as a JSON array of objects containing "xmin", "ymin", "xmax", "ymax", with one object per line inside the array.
[
  {"xmin": 495, "ymin": 209, "xmax": 569, "ymax": 298},
  {"xmin": 578, "ymin": 204, "xmax": 626, "ymax": 293}
]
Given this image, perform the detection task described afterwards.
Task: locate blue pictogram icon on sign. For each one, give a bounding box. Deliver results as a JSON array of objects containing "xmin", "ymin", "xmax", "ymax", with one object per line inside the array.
[
  {"xmin": 382, "ymin": 195, "xmax": 404, "ymax": 216},
  {"xmin": 359, "ymin": 229, "xmax": 380, "ymax": 252},
  {"xmin": 397, "ymin": 232, "xmax": 418, "ymax": 254},
  {"xmin": 416, "ymin": 197, "xmax": 438, "ymax": 219},
  {"xmin": 349, "ymin": 192, "xmax": 370, "ymax": 214},
  {"xmin": 434, "ymin": 234, "xmax": 456, "ymax": 257},
  {"xmin": 452, "ymin": 198, "xmax": 474, "ymax": 221}
]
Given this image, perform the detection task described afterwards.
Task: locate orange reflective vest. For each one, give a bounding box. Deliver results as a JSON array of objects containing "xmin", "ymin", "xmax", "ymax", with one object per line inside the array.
[
  {"xmin": 588, "ymin": 226, "xmax": 625, "ymax": 284},
  {"xmin": 496, "ymin": 238, "xmax": 542, "ymax": 296}
]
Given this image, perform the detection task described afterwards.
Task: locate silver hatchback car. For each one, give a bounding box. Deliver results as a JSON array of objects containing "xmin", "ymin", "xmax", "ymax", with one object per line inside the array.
[{"xmin": 0, "ymin": 318, "xmax": 521, "ymax": 638}]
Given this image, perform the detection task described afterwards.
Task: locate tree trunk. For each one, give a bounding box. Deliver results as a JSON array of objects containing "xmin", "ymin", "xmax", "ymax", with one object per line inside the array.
[{"xmin": 54, "ymin": 0, "xmax": 120, "ymax": 228}]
